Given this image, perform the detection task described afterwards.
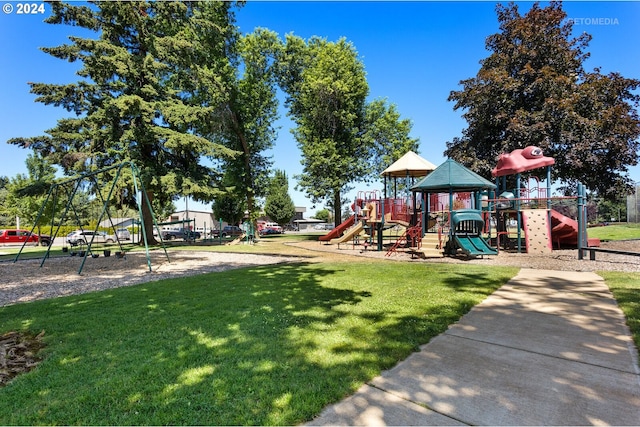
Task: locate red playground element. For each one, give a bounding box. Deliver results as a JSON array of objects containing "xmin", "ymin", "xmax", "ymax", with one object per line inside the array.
[
  {"xmin": 550, "ymin": 210, "xmax": 601, "ymax": 248},
  {"xmin": 318, "ymin": 215, "xmax": 356, "ymax": 242},
  {"xmin": 492, "ymin": 146, "xmax": 555, "ymax": 177}
]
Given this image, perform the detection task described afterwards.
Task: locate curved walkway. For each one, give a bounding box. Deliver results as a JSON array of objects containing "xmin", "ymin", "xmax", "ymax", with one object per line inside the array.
[{"xmin": 307, "ymin": 268, "xmax": 640, "ymax": 426}]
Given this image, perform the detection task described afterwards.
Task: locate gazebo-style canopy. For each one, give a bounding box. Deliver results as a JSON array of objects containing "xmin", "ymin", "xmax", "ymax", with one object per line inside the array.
[
  {"xmin": 411, "ymin": 158, "xmax": 496, "ymax": 192},
  {"xmin": 381, "ymin": 151, "xmax": 437, "ymax": 178},
  {"xmin": 411, "ymin": 159, "xmax": 496, "ymax": 242},
  {"xmin": 381, "ymin": 151, "xmax": 437, "ymax": 200}
]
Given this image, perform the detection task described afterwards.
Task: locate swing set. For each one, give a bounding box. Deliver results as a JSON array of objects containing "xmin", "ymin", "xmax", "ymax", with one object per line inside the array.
[{"xmin": 13, "ymin": 161, "xmax": 169, "ymax": 274}]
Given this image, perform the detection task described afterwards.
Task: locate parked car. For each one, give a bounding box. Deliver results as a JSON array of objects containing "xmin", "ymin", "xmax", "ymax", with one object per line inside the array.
[
  {"xmin": 262, "ymin": 222, "xmax": 283, "ymax": 233},
  {"xmin": 0, "ymin": 229, "xmax": 51, "ymax": 246},
  {"xmin": 211, "ymin": 226, "xmax": 244, "ymax": 238},
  {"xmin": 313, "ymin": 223, "xmax": 334, "ymax": 230},
  {"xmin": 160, "ymin": 228, "xmax": 201, "ymax": 241},
  {"xmin": 115, "ymin": 228, "xmax": 131, "ymax": 240},
  {"xmin": 66, "ymin": 230, "xmax": 115, "ymax": 246},
  {"xmin": 259, "ymin": 227, "xmax": 282, "ymax": 236}
]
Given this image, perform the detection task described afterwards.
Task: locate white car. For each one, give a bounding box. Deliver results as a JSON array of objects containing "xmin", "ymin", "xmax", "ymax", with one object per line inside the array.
[
  {"xmin": 115, "ymin": 228, "xmax": 131, "ymax": 240},
  {"xmin": 66, "ymin": 230, "xmax": 115, "ymax": 246}
]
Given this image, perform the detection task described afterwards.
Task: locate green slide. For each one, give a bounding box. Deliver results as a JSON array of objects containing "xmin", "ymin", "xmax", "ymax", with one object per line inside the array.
[{"xmin": 454, "ymin": 235, "xmax": 498, "ymax": 256}]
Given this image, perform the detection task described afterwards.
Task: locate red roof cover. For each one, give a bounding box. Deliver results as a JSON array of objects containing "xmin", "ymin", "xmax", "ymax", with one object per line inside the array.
[{"xmin": 491, "ymin": 146, "xmax": 555, "ymax": 177}]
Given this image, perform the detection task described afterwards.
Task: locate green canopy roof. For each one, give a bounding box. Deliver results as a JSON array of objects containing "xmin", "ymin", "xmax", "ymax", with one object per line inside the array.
[{"xmin": 411, "ymin": 159, "xmax": 496, "ymax": 192}]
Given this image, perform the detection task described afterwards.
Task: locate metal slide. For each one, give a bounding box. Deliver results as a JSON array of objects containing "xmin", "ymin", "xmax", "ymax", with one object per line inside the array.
[{"xmin": 329, "ymin": 222, "xmax": 365, "ymax": 244}]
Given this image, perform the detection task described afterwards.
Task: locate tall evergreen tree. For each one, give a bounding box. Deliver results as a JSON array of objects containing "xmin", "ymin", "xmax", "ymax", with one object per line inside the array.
[
  {"xmin": 264, "ymin": 170, "xmax": 295, "ymax": 227},
  {"xmin": 8, "ymin": 1, "xmax": 240, "ymax": 241},
  {"xmin": 446, "ymin": 1, "xmax": 640, "ymax": 199}
]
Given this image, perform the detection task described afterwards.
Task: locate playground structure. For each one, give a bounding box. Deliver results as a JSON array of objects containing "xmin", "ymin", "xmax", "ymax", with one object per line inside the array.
[
  {"xmin": 321, "ymin": 147, "xmax": 600, "ymax": 258},
  {"xmin": 489, "ymin": 146, "xmax": 599, "ymax": 253}
]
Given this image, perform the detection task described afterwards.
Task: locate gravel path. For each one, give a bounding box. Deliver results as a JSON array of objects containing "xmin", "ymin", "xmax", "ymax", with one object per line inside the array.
[
  {"xmin": 289, "ymin": 239, "xmax": 640, "ymax": 272},
  {"xmin": 2, "ymin": 239, "xmax": 639, "ymax": 308},
  {"xmin": 0, "ymin": 251, "xmax": 299, "ymax": 308}
]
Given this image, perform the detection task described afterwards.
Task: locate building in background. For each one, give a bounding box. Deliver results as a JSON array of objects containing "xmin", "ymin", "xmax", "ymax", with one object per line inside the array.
[
  {"xmin": 165, "ymin": 210, "xmax": 217, "ymax": 235},
  {"xmin": 164, "ymin": 207, "xmax": 309, "ymax": 235},
  {"xmin": 98, "ymin": 217, "xmax": 137, "ymax": 229}
]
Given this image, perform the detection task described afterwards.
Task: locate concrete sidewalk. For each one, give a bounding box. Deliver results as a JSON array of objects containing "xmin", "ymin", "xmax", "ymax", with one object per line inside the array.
[{"xmin": 307, "ymin": 269, "xmax": 640, "ymax": 426}]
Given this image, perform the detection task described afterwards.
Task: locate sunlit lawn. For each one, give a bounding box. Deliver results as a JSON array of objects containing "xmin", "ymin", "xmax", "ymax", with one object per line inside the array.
[
  {"xmin": 587, "ymin": 222, "xmax": 640, "ymax": 241},
  {"xmin": 3, "ymin": 229, "xmax": 640, "ymax": 425},
  {"xmin": 0, "ymin": 260, "xmax": 516, "ymax": 425},
  {"xmin": 599, "ymin": 271, "xmax": 640, "ymax": 351}
]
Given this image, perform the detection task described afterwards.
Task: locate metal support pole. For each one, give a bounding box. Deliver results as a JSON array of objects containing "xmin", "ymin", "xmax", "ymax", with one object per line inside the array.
[
  {"xmin": 578, "ymin": 183, "xmax": 585, "ymax": 260},
  {"xmin": 516, "ymin": 173, "xmax": 522, "ymax": 253}
]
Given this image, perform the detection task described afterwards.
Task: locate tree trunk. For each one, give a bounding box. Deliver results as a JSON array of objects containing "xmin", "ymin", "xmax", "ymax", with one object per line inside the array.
[
  {"xmin": 334, "ymin": 190, "xmax": 342, "ymax": 228},
  {"xmin": 230, "ymin": 110, "xmax": 259, "ymax": 238},
  {"xmin": 141, "ymin": 190, "xmax": 158, "ymax": 245}
]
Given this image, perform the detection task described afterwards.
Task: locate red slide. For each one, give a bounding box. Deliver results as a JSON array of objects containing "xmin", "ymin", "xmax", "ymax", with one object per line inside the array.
[
  {"xmin": 550, "ymin": 210, "xmax": 600, "ymax": 248},
  {"xmin": 319, "ymin": 216, "xmax": 356, "ymax": 241}
]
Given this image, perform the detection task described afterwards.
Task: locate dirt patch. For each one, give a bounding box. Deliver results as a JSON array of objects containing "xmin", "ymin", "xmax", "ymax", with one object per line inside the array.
[{"xmin": 0, "ymin": 330, "xmax": 45, "ymax": 387}]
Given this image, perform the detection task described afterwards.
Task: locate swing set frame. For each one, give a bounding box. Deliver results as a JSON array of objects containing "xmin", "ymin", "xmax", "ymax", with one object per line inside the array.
[{"xmin": 13, "ymin": 161, "xmax": 169, "ymax": 274}]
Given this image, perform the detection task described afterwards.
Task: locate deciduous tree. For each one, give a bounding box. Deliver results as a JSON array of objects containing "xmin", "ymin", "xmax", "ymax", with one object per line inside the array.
[
  {"xmin": 4, "ymin": 154, "xmax": 60, "ymax": 233},
  {"xmin": 208, "ymin": 28, "xmax": 281, "ymax": 223},
  {"xmin": 279, "ymin": 36, "xmax": 369, "ymax": 227},
  {"xmin": 361, "ymin": 98, "xmax": 420, "ymax": 180},
  {"xmin": 279, "ymin": 36, "xmax": 419, "ymax": 226},
  {"xmin": 446, "ymin": 1, "xmax": 640, "ymax": 199}
]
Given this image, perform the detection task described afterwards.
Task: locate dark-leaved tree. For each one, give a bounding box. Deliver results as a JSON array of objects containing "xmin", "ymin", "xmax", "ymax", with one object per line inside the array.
[{"xmin": 446, "ymin": 1, "xmax": 640, "ymax": 200}]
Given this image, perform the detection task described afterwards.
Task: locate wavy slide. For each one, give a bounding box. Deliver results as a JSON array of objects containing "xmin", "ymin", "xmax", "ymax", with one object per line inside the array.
[
  {"xmin": 550, "ymin": 210, "xmax": 600, "ymax": 248},
  {"xmin": 454, "ymin": 235, "xmax": 498, "ymax": 256}
]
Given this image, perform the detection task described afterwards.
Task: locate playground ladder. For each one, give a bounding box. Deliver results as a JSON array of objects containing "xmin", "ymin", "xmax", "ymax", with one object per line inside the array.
[
  {"xmin": 385, "ymin": 230, "xmax": 407, "ymax": 256},
  {"xmin": 385, "ymin": 223, "xmax": 422, "ymax": 257}
]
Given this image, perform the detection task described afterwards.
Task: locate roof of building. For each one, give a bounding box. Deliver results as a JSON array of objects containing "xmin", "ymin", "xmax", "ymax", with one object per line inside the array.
[{"xmin": 98, "ymin": 217, "xmax": 137, "ymax": 228}]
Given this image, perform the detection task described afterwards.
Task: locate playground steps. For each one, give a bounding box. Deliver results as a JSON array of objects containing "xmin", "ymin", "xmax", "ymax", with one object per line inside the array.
[{"xmin": 408, "ymin": 233, "xmax": 443, "ymax": 258}]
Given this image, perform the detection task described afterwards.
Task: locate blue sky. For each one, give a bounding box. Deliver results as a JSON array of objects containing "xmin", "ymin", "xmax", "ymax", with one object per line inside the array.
[{"xmin": 1, "ymin": 1, "xmax": 639, "ymax": 215}]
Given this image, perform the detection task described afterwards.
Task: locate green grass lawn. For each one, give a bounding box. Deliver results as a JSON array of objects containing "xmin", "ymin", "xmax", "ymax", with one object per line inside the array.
[
  {"xmin": 599, "ymin": 271, "xmax": 640, "ymax": 350},
  {"xmin": 0, "ymin": 261, "xmax": 516, "ymax": 425},
  {"xmin": 3, "ymin": 228, "xmax": 640, "ymax": 425},
  {"xmin": 587, "ymin": 222, "xmax": 640, "ymax": 241}
]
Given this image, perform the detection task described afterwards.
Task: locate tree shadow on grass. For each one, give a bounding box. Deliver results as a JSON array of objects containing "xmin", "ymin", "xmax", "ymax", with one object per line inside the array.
[{"xmin": 0, "ymin": 262, "xmax": 515, "ymax": 425}]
